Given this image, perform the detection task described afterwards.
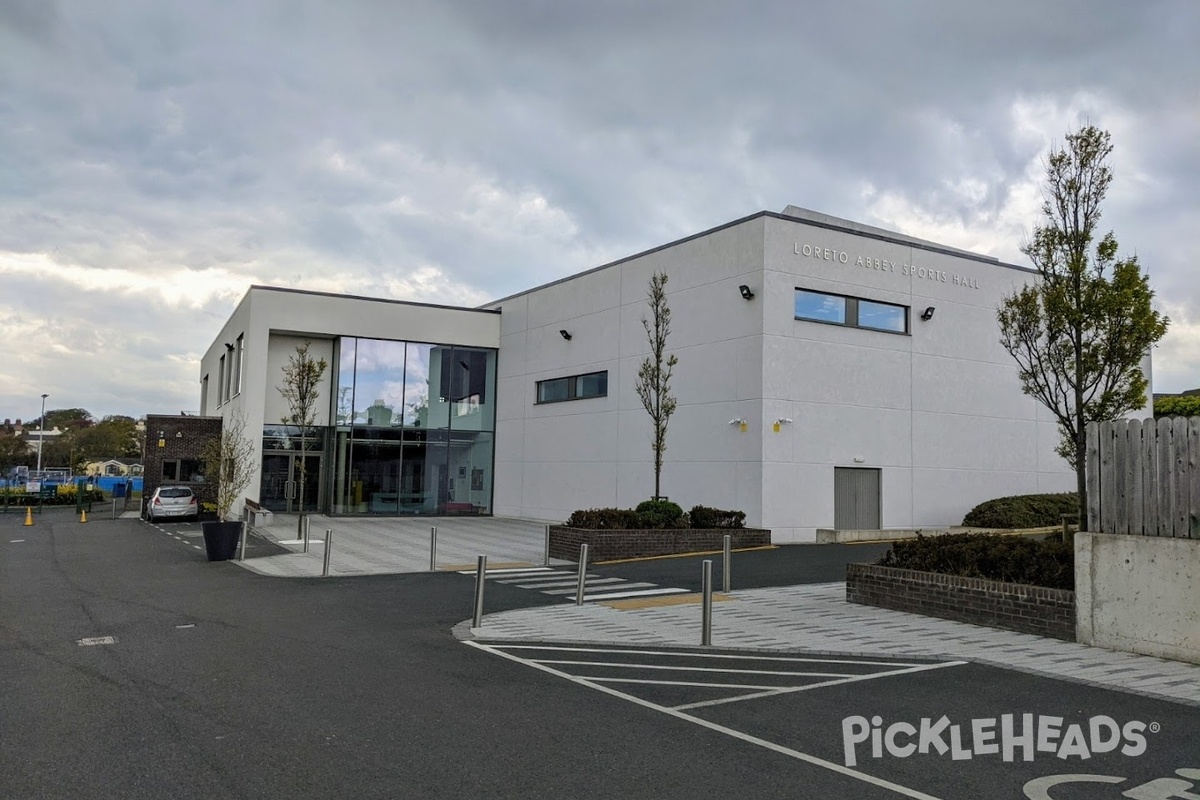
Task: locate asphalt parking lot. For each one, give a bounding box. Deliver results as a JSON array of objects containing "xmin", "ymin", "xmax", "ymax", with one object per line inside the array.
[{"xmin": 471, "ymin": 642, "xmax": 1200, "ymax": 800}]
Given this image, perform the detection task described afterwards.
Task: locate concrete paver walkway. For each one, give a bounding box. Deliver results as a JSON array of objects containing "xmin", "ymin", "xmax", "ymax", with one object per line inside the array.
[
  {"xmin": 467, "ymin": 582, "xmax": 1200, "ymax": 708},
  {"xmin": 235, "ymin": 514, "xmax": 560, "ymax": 577}
]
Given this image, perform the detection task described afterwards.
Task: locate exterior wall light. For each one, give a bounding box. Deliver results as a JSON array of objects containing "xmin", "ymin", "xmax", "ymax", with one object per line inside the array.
[
  {"xmin": 920, "ymin": 306, "xmax": 935, "ymax": 321},
  {"xmin": 559, "ymin": 329, "xmax": 572, "ymax": 340},
  {"xmin": 773, "ymin": 417, "xmax": 793, "ymax": 433},
  {"xmin": 738, "ymin": 284, "xmax": 755, "ymax": 300},
  {"xmin": 729, "ymin": 418, "xmax": 748, "ymax": 432}
]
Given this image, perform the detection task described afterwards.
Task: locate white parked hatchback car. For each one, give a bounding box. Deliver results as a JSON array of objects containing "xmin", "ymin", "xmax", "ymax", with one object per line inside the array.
[{"xmin": 146, "ymin": 486, "xmax": 198, "ymax": 522}]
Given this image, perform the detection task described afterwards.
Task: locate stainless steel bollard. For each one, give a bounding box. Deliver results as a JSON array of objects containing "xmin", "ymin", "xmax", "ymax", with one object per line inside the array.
[
  {"xmin": 472, "ymin": 554, "xmax": 488, "ymax": 628},
  {"xmin": 112, "ymin": 497, "xmax": 118, "ymax": 520},
  {"xmin": 701, "ymin": 559, "xmax": 713, "ymax": 646},
  {"xmin": 543, "ymin": 524, "xmax": 551, "ymax": 567},
  {"xmin": 302, "ymin": 515, "xmax": 311, "ymax": 554},
  {"xmin": 722, "ymin": 534, "xmax": 732, "ymax": 593},
  {"xmin": 239, "ymin": 521, "xmax": 248, "ymax": 562},
  {"xmin": 575, "ymin": 543, "xmax": 590, "ymax": 606},
  {"xmin": 430, "ymin": 526, "xmax": 438, "ymax": 572},
  {"xmin": 322, "ymin": 529, "xmax": 333, "ymax": 577}
]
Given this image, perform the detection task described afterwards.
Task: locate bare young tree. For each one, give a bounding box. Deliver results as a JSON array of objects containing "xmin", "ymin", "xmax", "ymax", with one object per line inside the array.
[
  {"xmin": 997, "ymin": 126, "xmax": 1169, "ymax": 522},
  {"xmin": 633, "ymin": 271, "xmax": 679, "ymax": 501},
  {"xmin": 277, "ymin": 341, "xmax": 329, "ymax": 516},
  {"xmin": 200, "ymin": 409, "xmax": 256, "ymax": 521}
]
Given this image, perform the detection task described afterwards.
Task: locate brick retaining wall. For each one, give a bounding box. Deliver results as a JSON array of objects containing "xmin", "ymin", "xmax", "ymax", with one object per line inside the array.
[
  {"xmin": 549, "ymin": 526, "xmax": 771, "ymax": 561},
  {"xmin": 846, "ymin": 563, "xmax": 1076, "ymax": 642}
]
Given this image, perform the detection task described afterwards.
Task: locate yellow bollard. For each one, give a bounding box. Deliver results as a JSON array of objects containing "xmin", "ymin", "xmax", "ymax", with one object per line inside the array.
[
  {"xmin": 24, "ymin": 506, "xmax": 33, "ymax": 526},
  {"xmin": 80, "ymin": 509, "xmax": 88, "ymax": 524}
]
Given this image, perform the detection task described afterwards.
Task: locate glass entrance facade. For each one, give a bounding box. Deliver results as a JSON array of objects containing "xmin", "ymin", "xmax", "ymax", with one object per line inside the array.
[{"xmin": 327, "ymin": 336, "xmax": 497, "ymax": 515}]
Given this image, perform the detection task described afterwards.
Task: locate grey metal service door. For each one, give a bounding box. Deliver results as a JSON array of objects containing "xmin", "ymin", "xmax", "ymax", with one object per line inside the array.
[{"xmin": 834, "ymin": 467, "xmax": 881, "ymax": 530}]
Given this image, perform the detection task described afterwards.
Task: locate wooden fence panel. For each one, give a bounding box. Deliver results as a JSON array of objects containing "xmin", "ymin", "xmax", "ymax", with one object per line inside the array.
[
  {"xmin": 1143, "ymin": 416, "xmax": 1158, "ymax": 536},
  {"xmin": 1088, "ymin": 416, "xmax": 1198, "ymax": 537},
  {"xmin": 1191, "ymin": 418, "xmax": 1200, "ymax": 539},
  {"xmin": 1087, "ymin": 423, "xmax": 1101, "ymax": 532},
  {"xmin": 1173, "ymin": 416, "xmax": 1189, "ymax": 537},
  {"xmin": 1125, "ymin": 419, "xmax": 1143, "ymax": 536},
  {"xmin": 1114, "ymin": 420, "xmax": 1129, "ymax": 535},
  {"xmin": 1158, "ymin": 417, "xmax": 1173, "ymax": 537},
  {"xmin": 1100, "ymin": 420, "xmax": 1117, "ymax": 536}
]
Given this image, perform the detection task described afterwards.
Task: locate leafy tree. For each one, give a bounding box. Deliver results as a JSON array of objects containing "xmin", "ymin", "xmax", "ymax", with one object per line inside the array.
[
  {"xmin": 74, "ymin": 417, "xmax": 141, "ymax": 464},
  {"xmin": 1154, "ymin": 395, "xmax": 1200, "ymax": 418},
  {"xmin": 42, "ymin": 408, "xmax": 93, "ymax": 430},
  {"xmin": 0, "ymin": 434, "xmax": 29, "ymax": 472},
  {"xmin": 633, "ymin": 271, "xmax": 679, "ymax": 501},
  {"xmin": 277, "ymin": 341, "xmax": 329, "ymax": 514},
  {"xmin": 997, "ymin": 126, "xmax": 1169, "ymax": 522}
]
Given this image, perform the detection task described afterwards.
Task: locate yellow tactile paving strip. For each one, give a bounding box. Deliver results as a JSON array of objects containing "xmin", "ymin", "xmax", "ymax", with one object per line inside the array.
[
  {"xmin": 599, "ymin": 592, "xmax": 736, "ymax": 610},
  {"xmin": 439, "ymin": 561, "xmax": 535, "ymax": 572}
]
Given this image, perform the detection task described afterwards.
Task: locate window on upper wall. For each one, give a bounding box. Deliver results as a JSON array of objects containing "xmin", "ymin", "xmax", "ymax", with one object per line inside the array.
[
  {"xmin": 234, "ymin": 335, "xmax": 244, "ymax": 395},
  {"xmin": 794, "ymin": 288, "xmax": 909, "ymax": 334},
  {"xmin": 536, "ymin": 371, "xmax": 608, "ymax": 404},
  {"xmin": 217, "ymin": 356, "xmax": 226, "ymax": 406}
]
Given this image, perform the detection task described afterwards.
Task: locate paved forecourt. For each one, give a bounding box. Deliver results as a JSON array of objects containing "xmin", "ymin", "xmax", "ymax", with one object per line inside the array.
[{"xmin": 465, "ymin": 582, "xmax": 1200, "ymax": 708}]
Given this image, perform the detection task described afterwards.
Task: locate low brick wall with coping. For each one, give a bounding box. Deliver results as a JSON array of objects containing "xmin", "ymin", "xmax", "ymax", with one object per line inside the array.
[
  {"xmin": 846, "ymin": 563, "xmax": 1076, "ymax": 642},
  {"xmin": 549, "ymin": 526, "xmax": 771, "ymax": 562}
]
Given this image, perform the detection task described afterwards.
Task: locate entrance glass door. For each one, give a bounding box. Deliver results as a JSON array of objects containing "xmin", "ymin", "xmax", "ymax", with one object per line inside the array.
[{"xmin": 260, "ymin": 453, "xmax": 322, "ymax": 513}]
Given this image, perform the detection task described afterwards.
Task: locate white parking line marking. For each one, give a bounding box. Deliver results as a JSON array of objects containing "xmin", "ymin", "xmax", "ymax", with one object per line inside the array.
[
  {"xmin": 78, "ymin": 636, "xmax": 117, "ymax": 646},
  {"xmin": 465, "ymin": 641, "xmax": 943, "ymax": 800},
  {"xmin": 540, "ymin": 581, "xmax": 659, "ymax": 596},
  {"xmin": 192, "ymin": 545, "xmax": 202, "ymax": 549},
  {"xmin": 456, "ymin": 567, "xmax": 555, "ymax": 575},
  {"xmin": 533, "ymin": 660, "xmax": 853, "ymax": 678},
  {"xmin": 491, "ymin": 645, "xmax": 932, "ymax": 667},
  {"xmin": 507, "ymin": 577, "xmax": 626, "ymax": 589},
  {"xmin": 673, "ymin": 662, "xmax": 969, "ymax": 711},
  {"xmin": 576, "ymin": 587, "xmax": 690, "ymax": 601},
  {"xmin": 584, "ymin": 677, "xmax": 783, "ymax": 690},
  {"xmin": 10, "ymin": 539, "xmax": 25, "ymax": 543}
]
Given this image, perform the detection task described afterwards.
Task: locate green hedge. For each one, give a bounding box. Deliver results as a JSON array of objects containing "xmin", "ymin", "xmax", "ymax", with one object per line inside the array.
[
  {"xmin": 878, "ymin": 532, "xmax": 1074, "ymax": 590},
  {"xmin": 1154, "ymin": 395, "xmax": 1200, "ymax": 417},
  {"xmin": 961, "ymin": 493, "xmax": 1079, "ymax": 528},
  {"xmin": 565, "ymin": 503, "xmax": 748, "ymax": 530}
]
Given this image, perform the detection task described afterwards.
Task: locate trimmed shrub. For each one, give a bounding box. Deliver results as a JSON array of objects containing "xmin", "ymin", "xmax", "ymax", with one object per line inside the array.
[
  {"xmin": 961, "ymin": 493, "xmax": 1080, "ymax": 528},
  {"xmin": 1154, "ymin": 395, "xmax": 1200, "ymax": 418},
  {"xmin": 634, "ymin": 499, "xmax": 687, "ymax": 529},
  {"xmin": 878, "ymin": 532, "xmax": 1074, "ymax": 590},
  {"xmin": 689, "ymin": 505, "xmax": 746, "ymax": 529},
  {"xmin": 564, "ymin": 508, "xmax": 645, "ymax": 529}
]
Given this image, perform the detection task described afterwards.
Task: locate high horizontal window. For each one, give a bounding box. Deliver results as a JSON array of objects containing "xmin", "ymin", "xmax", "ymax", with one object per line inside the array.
[
  {"xmin": 794, "ymin": 289, "xmax": 908, "ymax": 334},
  {"xmin": 536, "ymin": 371, "xmax": 608, "ymax": 404}
]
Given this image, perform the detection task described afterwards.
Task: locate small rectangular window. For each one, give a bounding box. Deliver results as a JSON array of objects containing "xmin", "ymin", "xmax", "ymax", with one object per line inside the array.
[
  {"xmin": 234, "ymin": 335, "xmax": 244, "ymax": 395},
  {"xmin": 537, "ymin": 378, "xmax": 570, "ymax": 403},
  {"xmin": 162, "ymin": 460, "xmax": 179, "ymax": 481},
  {"xmin": 794, "ymin": 288, "xmax": 909, "ymax": 335},
  {"xmin": 536, "ymin": 371, "xmax": 608, "ymax": 404},
  {"xmin": 858, "ymin": 300, "xmax": 907, "ymax": 333},
  {"xmin": 795, "ymin": 290, "xmax": 847, "ymax": 324},
  {"xmin": 575, "ymin": 372, "xmax": 607, "ymax": 399}
]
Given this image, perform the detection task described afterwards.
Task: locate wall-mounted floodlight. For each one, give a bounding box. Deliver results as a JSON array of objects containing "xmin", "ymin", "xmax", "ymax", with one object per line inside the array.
[
  {"xmin": 775, "ymin": 418, "xmax": 793, "ymax": 425},
  {"xmin": 920, "ymin": 306, "xmax": 935, "ymax": 321},
  {"xmin": 728, "ymin": 418, "xmax": 748, "ymax": 432},
  {"xmin": 738, "ymin": 284, "xmax": 755, "ymax": 300},
  {"xmin": 559, "ymin": 329, "xmax": 572, "ymax": 341}
]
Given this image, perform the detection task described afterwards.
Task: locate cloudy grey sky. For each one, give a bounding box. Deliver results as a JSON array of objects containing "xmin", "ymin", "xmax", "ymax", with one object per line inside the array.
[{"xmin": 2, "ymin": 0, "xmax": 1198, "ymax": 421}]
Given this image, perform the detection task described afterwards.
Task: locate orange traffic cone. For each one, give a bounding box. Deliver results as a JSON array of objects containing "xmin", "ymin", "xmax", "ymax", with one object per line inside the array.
[
  {"xmin": 80, "ymin": 509, "xmax": 88, "ymax": 524},
  {"xmin": 24, "ymin": 506, "xmax": 33, "ymax": 526}
]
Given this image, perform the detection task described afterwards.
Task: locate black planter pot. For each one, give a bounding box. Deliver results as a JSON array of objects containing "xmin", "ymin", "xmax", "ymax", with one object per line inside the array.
[{"xmin": 201, "ymin": 520, "xmax": 243, "ymax": 562}]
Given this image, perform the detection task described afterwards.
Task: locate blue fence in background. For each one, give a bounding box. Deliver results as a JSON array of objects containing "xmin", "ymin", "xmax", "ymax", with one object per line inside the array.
[{"xmin": 0, "ymin": 476, "xmax": 143, "ymax": 493}]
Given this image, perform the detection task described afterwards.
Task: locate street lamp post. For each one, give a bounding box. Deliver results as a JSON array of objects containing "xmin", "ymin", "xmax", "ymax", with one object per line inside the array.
[{"xmin": 36, "ymin": 393, "xmax": 48, "ymax": 476}]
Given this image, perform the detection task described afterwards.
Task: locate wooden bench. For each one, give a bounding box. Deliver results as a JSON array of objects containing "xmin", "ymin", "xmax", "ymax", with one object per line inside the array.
[{"xmin": 243, "ymin": 498, "xmax": 274, "ymax": 527}]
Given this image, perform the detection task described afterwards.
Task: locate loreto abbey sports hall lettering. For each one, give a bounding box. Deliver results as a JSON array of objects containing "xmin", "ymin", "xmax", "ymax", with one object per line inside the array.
[{"xmin": 794, "ymin": 242, "xmax": 981, "ymax": 290}]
